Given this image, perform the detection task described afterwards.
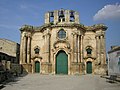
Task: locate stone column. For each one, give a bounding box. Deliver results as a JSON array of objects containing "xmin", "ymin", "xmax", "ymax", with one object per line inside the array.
[
  {"xmin": 79, "ymin": 35, "xmax": 81, "ymax": 62},
  {"xmin": 96, "ymin": 36, "xmax": 99, "ymax": 61},
  {"xmin": 74, "ymin": 34, "xmax": 77, "ymax": 62},
  {"xmin": 27, "ymin": 36, "xmax": 31, "ymax": 63},
  {"xmin": 100, "ymin": 35, "xmax": 106, "ymax": 64},
  {"xmin": 72, "ymin": 33, "xmax": 74, "ymax": 62},
  {"xmin": 45, "ymin": 12, "xmax": 50, "ymax": 24},
  {"xmin": 75, "ymin": 11, "xmax": 79, "ymax": 24},
  {"xmin": 54, "ymin": 10, "xmax": 59, "ymax": 24},
  {"xmin": 103, "ymin": 35, "xmax": 106, "ymax": 64},
  {"xmin": 44, "ymin": 32, "xmax": 50, "ymax": 63},
  {"xmin": 78, "ymin": 35, "xmax": 80, "ymax": 63},
  {"xmin": 81, "ymin": 35, "xmax": 83, "ymax": 62},
  {"xmin": 20, "ymin": 34, "xmax": 24, "ymax": 64},
  {"xmin": 23, "ymin": 36, "xmax": 27, "ymax": 63},
  {"xmin": 47, "ymin": 33, "xmax": 50, "ymax": 63},
  {"xmin": 97, "ymin": 36, "xmax": 101, "ymax": 64},
  {"xmin": 65, "ymin": 10, "xmax": 70, "ymax": 22}
]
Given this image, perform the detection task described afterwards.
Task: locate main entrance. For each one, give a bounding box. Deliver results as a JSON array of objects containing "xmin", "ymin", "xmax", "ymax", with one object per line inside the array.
[
  {"xmin": 86, "ymin": 61, "xmax": 92, "ymax": 74},
  {"xmin": 56, "ymin": 50, "xmax": 68, "ymax": 74},
  {"xmin": 35, "ymin": 61, "xmax": 40, "ymax": 73}
]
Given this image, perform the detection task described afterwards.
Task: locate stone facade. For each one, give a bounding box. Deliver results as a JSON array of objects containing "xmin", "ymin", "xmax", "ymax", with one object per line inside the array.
[{"xmin": 19, "ymin": 9, "xmax": 107, "ymax": 75}]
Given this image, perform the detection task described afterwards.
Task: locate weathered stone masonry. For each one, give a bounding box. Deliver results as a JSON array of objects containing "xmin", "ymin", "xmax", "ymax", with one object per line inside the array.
[{"xmin": 19, "ymin": 9, "xmax": 107, "ymax": 75}]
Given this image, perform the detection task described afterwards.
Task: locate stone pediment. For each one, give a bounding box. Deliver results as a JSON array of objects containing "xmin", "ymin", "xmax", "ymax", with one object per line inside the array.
[
  {"xmin": 31, "ymin": 54, "xmax": 42, "ymax": 60},
  {"xmin": 53, "ymin": 40, "xmax": 70, "ymax": 49}
]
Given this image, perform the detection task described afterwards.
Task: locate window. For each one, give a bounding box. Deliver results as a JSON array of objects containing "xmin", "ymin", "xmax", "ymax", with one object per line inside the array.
[
  {"xmin": 50, "ymin": 12, "xmax": 54, "ymax": 23},
  {"xmin": 86, "ymin": 48, "xmax": 92, "ymax": 55},
  {"xmin": 59, "ymin": 10, "xmax": 64, "ymax": 18},
  {"xmin": 58, "ymin": 29, "xmax": 66, "ymax": 39},
  {"xmin": 70, "ymin": 11, "xmax": 75, "ymax": 22},
  {"xmin": 34, "ymin": 47, "xmax": 40, "ymax": 54},
  {"xmin": 59, "ymin": 9, "xmax": 65, "ymax": 22}
]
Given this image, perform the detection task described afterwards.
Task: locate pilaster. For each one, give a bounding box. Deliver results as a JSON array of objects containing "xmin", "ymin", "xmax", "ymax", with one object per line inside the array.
[
  {"xmin": 78, "ymin": 35, "xmax": 80, "ymax": 63},
  {"xmin": 54, "ymin": 10, "xmax": 59, "ymax": 24},
  {"xmin": 81, "ymin": 35, "xmax": 83, "ymax": 62},
  {"xmin": 44, "ymin": 30, "xmax": 51, "ymax": 63},
  {"xmin": 100, "ymin": 35, "xmax": 106, "ymax": 64},
  {"xmin": 27, "ymin": 36, "xmax": 31, "ymax": 63},
  {"xmin": 65, "ymin": 10, "xmax": 70, "ymax": 22},
  {"xmin": 75, "ymin": 11, "xmax": 79, "ymax": 24},
  {"xmin": 20, "ymin": 33, "xmax": 24, "ymax": 64},
  {"xmin": 45, "ymin": 12, "xmax": 50, "ymax": 24},
  {"xmin": 23, "ymin": 36, "xmax": 27, "ymax": 63},
  {"xmin": 74, "ymin": 33, "xmax": 78, "ymax": 62}
]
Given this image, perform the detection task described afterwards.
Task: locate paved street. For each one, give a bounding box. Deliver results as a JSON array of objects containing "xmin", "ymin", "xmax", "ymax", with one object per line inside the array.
[{"xmin": 1, "ymin": 74, "xmax": 120, "ymax": 90}]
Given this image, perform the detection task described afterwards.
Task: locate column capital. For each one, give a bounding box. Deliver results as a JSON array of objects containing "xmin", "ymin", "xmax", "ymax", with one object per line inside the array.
[{"xmin": 95, "ymin": 36, "xmax": 99, "ymax": 39}]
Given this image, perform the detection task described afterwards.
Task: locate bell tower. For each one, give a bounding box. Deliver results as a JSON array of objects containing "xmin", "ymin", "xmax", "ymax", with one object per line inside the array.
[{"xmin": 45, "ymin": 9, "xmax": 80, "ymax": 24}]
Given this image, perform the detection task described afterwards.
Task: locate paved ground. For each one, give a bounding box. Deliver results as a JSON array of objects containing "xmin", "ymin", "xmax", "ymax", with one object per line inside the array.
[{"xmin": 1, "ymin": 74, "xmax": 120, "ymax": 90}]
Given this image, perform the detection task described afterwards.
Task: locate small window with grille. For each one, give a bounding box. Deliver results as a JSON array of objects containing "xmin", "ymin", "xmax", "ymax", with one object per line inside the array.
[
  {"xmin": 86, "ymin": 47, "xmax": 92, "ymax": 55},
  {"xmin": 34, "ymin": 47, "xmax": 40, "ymax": 54}
]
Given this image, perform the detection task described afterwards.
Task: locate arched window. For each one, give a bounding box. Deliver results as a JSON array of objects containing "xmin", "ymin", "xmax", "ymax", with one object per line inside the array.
[
  {"xmin": 34, "ymin": 46, "xmax": 40, "ymax": 54},
  {"xmin": 70, "ymin": 11, "xmax": 75, "ymax": 22},
  {"xmin": 86, "ymin": 46, "xmax": 92, "ymax": 55},
  {"xmin": 58, "ymin": 29, "xmax": 66, "ymax": 39}
]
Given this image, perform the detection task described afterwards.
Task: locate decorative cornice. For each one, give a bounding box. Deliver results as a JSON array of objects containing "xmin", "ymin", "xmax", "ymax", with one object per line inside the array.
[
  {"xmin": 20, "ymin": 25, "xmax": 34, "ymax": 32},
  {"xmin": 85, "ymin": 24, "xmax": 108, "ymax": 31},
  {"xmin": 31, "ymin": 54, "xmax": 42, "ymax": 59},
  {"xmin": 83, "ymin": 55, "xmax": 96, "ymax": 59},
  {"xmin": 19, "ymin": 23, "xmax": 107, "ymax": 33}
]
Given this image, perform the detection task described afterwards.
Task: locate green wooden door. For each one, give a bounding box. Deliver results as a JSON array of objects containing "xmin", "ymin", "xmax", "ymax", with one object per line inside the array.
[
  {"xmin": 56, "ymin": 51, "xmax": 68, "ymax": 74},
  {"xmin": 35, "ymin": 61, "xmax": 40, "ymax": 73},
  {"xmin": 87, "ymin": 61, "xmax": 92, "ymax": 74}
]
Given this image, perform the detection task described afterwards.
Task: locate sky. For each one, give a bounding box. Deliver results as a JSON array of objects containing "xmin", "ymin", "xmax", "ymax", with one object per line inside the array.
[{"xmin": 0, "ymin": 0, "xmax": 120, "ymax": 52}]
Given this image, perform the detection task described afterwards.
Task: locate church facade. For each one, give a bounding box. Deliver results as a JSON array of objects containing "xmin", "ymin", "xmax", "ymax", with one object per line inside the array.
[{"xmin": 19, "ymin": 9, "xmax": 107, "ymax": 75}]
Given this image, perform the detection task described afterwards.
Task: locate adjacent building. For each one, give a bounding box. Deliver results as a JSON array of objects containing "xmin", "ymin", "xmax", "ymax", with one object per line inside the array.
[
  {"xmin": 108, "ymin": 46, "xmax": 120, "ymax": 75},
  {"xmin": 0, "ymin": 38, "xmax": 20, "ymax": 71},
  {"xmin": 19, "ymin": 9, "xmax": 108, "ymax": 75}
]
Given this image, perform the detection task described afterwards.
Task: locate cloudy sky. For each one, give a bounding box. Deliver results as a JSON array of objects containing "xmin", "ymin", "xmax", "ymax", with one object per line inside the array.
[{"xmin": 0, "ymin": 0, "xmax": 120, "ymax": 52}]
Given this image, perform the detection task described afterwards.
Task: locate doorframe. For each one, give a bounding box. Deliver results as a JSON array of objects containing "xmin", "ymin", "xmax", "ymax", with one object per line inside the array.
[
  {"xmin": 55, "ymin": 50, "xmax": 68, "ymax": 74},
  {"xmin": 32, "ymin": 57, "xmax": 41, "ymax": 73},
  {"xmin": 35, "ymin": 61, "xmax": 40, "ymax": 73},
  {"xmin": 84, "ymin": 58, "xmax": 94, "ymax": 74},
  {"xmin": 86, "ymin": 61, "xmax": 92, "ymax": 74},
  {"xmin": 53, "ymin": 49, "xmax": 71, "ymax": 75}
]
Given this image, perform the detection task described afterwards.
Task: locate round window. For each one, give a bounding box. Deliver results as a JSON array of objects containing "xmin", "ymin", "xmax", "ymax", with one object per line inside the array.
[{"xmin": 58, "ymin": 29, "xmax": 66, "ymax": 39}]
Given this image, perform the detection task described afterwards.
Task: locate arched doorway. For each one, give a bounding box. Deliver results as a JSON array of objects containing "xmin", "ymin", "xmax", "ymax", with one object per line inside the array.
[
  {"xmin": 87, "ymin": 61, "xmax": 92, "ymax": 74},
  {"xmin": 35, "ymin": 61, "xmax": 40, "ymax": 73},
  {"xmin": 56, "ymin": 50, "xmax": 68, "ymax": 74}
]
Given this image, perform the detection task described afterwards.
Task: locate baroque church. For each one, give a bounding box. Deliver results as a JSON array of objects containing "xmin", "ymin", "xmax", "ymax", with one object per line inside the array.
[{"xmin": 20, "ymin": 9, "xmax": 107, "ymax": 75}]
